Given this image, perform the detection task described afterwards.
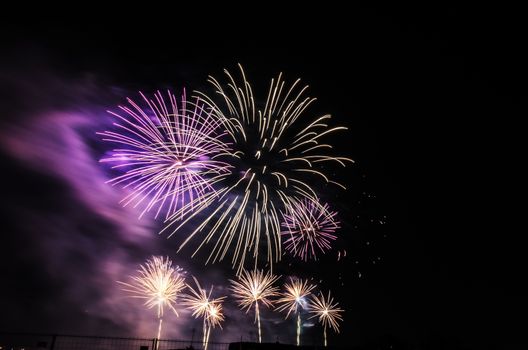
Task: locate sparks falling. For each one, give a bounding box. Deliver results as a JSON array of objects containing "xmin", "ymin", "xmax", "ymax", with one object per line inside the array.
[
  {"xmin": 117, "ymin": 256, "xmax": 186, "ymax": 340},
  {"xmin": 276, "ymin": 277, "xmax": 316, "ymax": 346},
  {"xmin": 98, "ymin": 90, "xmax": 232, "ymax": 221},
  {"xmin": 162, "ymin": 64, "xmax": 352, "ymax": 274},
  {"xmin": 229, "ymin": 269, "xmax": 280, "ymax": 343},
  {"xmin": 182, "ymin": 276, "xmax": 225, "ymax": 350},
  {"xmin": 281, "ymin": 199, "xmax": 340, "ymax": 261},
  {"xmin": 309, "ymin": 291, "xmax": 344, "ymax": 347}
]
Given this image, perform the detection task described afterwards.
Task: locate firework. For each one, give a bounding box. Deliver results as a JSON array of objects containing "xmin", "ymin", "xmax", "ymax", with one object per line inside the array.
[
  {"xmin": 308, "ymin": 291, "xmax": 344, "ymax": 347},
  {"xmin": 276, "ymin": 277, "xmax": 316, "ymax": 346},
  {"xmin": 162, "ymin": 64, "xmax": 352, "ymax": 274},
  {"xmin": 117, "ymin": 256, "xmax": 186, "ymax": 340},
  {"xmin": 182, "ymin": 277, "xmax": 226, "ymax": 349},
  {"xmin": 229, "ymin": 269, "xmax": 280, "ymax": 343},
  {"xmin": 281, "ymin": 199, "xmax": 340, "ymax": 261},
  {"xmin": 99, "ymin": 90, "xmax": 231, "ymax": 221}
]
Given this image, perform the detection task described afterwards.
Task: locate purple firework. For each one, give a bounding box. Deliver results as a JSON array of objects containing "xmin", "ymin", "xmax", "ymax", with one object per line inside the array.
[
  {"xmin": 281, "ymin": 199, "xmax": 340, "ymax": 261},
  {"xmin": 98, "ymin": 90, "xmax": 232, "ymax": 220}
]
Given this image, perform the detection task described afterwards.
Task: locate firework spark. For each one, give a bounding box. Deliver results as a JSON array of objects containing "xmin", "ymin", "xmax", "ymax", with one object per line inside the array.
[
  {"xmin": 182, "ymin": 277, "xmax": 225, "ymax": 349},
  {"xmin": 229, "ymin": 269, "xmax": 280, "ymax": 343},
  {"xmin": 281, "ymin": 199, "xmax": 340, "ymax": 261},
  {"xmin": 117, "ymin": 256, "xmax": 186, "ymax": 339},
  {"xmin": 161, "ymin": 64, "xmax": 352, "ymax": 274},
  {"xmin": 309, "ymin": 291, "xmax": 344, "ymax": 347},
  {"xmin": 99, "ymin": 90, "xmax": 232, "ymax": 221},
  {"xmin": 276, "ymin": 277, "xmax": 316, "ymax": 345}
]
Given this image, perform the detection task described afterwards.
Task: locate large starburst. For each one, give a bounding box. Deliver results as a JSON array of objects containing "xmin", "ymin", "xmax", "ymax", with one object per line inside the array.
[
  {"xmin": 162, "ymin": 65, "xmax": 352, "ymax": 274},
  {"xmin": 99, "ymin": 90, "xmax": 231, "ymax": 221}
]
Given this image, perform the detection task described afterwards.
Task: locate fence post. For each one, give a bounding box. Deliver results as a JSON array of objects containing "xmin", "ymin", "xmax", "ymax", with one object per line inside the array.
[
  {"xmin": 152, "ymin": 337, "xmax": 157, "ymax": 350},
  {"xmin": 49, "ymin": 334, "xmax": 57, "ymax": 350}
]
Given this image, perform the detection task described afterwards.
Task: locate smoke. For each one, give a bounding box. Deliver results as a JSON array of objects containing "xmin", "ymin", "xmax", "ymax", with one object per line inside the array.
[{"xmin": 0, "ymin": 56, "xmax": 185, "ymax": 335}]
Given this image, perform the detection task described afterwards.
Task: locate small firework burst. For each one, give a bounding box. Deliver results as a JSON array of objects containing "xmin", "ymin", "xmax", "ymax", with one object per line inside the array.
[
  {"xmin": 206, "ymin": 302, "xmax": 225, "ymax": 329},
  {"xmin": 117, "ymin": 256, "xmax": 186, "ymax": 339},
  {"xmin": 276, "ymin": 277, "xmax": 316, "ymax": 345},
  {"xmin": 182, "ymin": 277, "xmax": 225, "ymax": 349},
  {"xmin": 282, "ymin": 198, "xmax": 340, "ymax": 261},
  {"xmin": 309, "ymin": 291, "xmax": 344, "ymax": 346},
  {"xmin": 229, "ymin": 269, "xmax": 280, "ymax": 343},
  {"xmin": 276, "ymin": 277, "xmax": 316, "ymax": 318}
]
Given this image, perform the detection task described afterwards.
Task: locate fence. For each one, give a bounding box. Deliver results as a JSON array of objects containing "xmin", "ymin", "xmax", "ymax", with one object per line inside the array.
[{"xmin": 0, "ymin": 332, "xmax": 230, "ymax": 350}]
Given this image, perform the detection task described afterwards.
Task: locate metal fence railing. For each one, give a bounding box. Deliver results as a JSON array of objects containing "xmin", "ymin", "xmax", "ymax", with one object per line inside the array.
[{"xmin": 0, "ymin": 332, "xmax": 230, "ymax": 350}]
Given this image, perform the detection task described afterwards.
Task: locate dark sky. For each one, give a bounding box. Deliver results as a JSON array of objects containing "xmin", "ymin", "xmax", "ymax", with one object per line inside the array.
[{"xmin": 1, "ymin": 5, "xmax": 525, "ymax": 349}]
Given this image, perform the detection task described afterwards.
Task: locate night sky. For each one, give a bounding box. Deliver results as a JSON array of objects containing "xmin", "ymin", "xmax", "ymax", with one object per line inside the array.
[{"xmin": 1, "ymin": 5, "xmax": 524, "ymax": 349}]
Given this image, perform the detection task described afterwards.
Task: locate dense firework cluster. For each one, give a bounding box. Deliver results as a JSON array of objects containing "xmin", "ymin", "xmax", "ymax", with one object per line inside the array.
[
  {"xmin": 119, "ymin": 256, "xmax": 343, "ymax": 346},
  {"xmin": 101, "ymin": 65, "xmax": 351, "ymax": 274},
  {"xmin": 101, "ymin": 65, "xmax": 351, "ymax": 346}
]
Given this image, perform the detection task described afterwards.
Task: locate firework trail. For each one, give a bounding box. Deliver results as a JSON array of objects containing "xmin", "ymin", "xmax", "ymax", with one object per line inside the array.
[
  {"xmin": 276, "ymin": 277, "xmax": 316, "ymax": 346},
  {"xmin": 308, "ymin": 291, "xmax": 344, "ymax": 347},
  {"xmin": 182, "ymin": 277, "xmax": 226, "ymax": 349},
  {"xmin": 161, "ymin": 64, "xmax": 352, "ymax": 274},
  {"xmin": 281, "ymin": 198, "xmax": 340, "ymax": 261},
  {"xmin": 98, "ymin": 90, "xmax": 232, "ymax": 221},
  {"xmin": 229, "ymin": 269, "xmax": 280, "ymax": 343},
  {"xmin": 117, "ymin": 256, "xmax": 186, "ymax": 340}
]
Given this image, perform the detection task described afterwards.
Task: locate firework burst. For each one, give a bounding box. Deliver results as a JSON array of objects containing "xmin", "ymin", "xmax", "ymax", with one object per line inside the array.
[
  {"xmin": 162, "ymin": 64, "xmax": 352, "ymax": 274},
  {"xmin": 117, "ymin": 256, "xmax": 186, "ymax": 340},
  {"xmin": 281, "ymin": 199, "xmax": 340, "ymax": 261},
  {"xmin": 309, "ymin": 291, "xmax": 344, "ymax": 347},
  {"xmin": 182, "ymin": 277, "xmax": 225, "ymax": 349},
  {"xmin": 229, "ymin": 269, "xmax": 280, "ymax": 343},
  {"xmin": 99, "ymin": 89, "xmax": 232, "ymax": 221},
  {"xmin": 206, "ymin": 302, "xmax": 225, "ymax": 329},
  {"xmin": 276, "ymin": 277, "xmax": 316, "ymax": 345}
]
